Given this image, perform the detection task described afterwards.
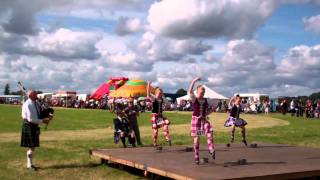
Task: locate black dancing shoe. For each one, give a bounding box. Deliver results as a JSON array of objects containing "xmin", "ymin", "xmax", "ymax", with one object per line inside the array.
[
  {"xmin": 226, "ymin": 143, "xmax": 231, "ymax": 147},
  {"xmin": 153, "ymin": 144, "xmax": 158, "ymax": 148},
  {"xmin": 210, "ymin": 150, "xmax": 216, "ymax": 160},
  {"xmin": 242, "ymin": 140, "xmax": 248, "ymax": 146},
  {"xmin": 230, "ymin": 135, "xmax": 234, "ymax": 143},
  {"xmin": 167, "ymin": 140, "xmax": 172, "ymax": 146},
  {"xmin": 154, "ymin": 146, "xmax": 163, "ymax": 151},
  {"xmin": 27, "ymin": 165, "xmax": 38, "ymax": 171}
]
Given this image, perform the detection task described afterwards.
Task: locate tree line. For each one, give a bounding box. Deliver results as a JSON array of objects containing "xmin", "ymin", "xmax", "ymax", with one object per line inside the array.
[{"xmin": 3, "ymin": 83, "xmax": 42, "ymax": 96}]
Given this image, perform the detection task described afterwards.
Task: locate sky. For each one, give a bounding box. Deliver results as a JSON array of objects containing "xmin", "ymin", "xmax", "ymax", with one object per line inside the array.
[{"xmin": 0, "ymin": 0, "xmax": 319, "ymax": 97}]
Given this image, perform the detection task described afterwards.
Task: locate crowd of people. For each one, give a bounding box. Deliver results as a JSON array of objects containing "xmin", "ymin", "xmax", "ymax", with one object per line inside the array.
[
  {"xmin": 280, "ymin": 99, "xmax": 320, "ymax": 118},
  {"xmin": 3, "ymin": 93, "xmax": 320, "ymax": 119}
]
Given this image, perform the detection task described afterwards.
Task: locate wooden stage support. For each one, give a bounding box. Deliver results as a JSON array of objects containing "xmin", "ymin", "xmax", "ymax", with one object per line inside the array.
[{"xmin": 90, "ymin": 143, "xmax": 320, "ymax": 179}]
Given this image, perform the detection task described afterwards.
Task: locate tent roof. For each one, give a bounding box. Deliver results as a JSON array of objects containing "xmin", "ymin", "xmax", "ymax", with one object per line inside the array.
[{"xmin": 177, "ymin": 85, "xmax": 228, "ymax": 101}]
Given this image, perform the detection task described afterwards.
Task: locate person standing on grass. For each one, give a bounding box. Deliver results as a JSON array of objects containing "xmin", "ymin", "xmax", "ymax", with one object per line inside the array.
[
  {"xmin": 21, "ymin": 90, "xmax": 51, "ymax": 171},
  {"xmin": 188, "ymin": 77, "xmax": 215, "ymax": 164},
  {"xmin": 113, "ymin": 104, "xmax": 136, "ymax": 148},
  {"xmin": 265, "ymin": 100, "xmax": 270, "ymax": 115},
  {"xmin": 224, "ymin": 94, "xmax": 248, "ymax": 147},
  {"xmin": 281, "ymin": 100, "xmax": 288, "ymax": 115},
  {"xmin": 124, "ymin": 97, "xmax": 142, "ymax": 146},
  {"xmin": 290, "ymin": 99, "xmax": 296, "ymax": 116},
  {"xmin": 147, "ymin": 81, "xmax": 171, "ymax": 147},
  {"xmin": 305, "ymin": 100, "xmax": 313, "ymax": 118}
]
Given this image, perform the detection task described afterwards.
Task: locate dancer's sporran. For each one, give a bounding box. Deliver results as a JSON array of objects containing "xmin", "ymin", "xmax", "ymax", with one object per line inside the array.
[
  {"xmin": 224, "ymin": 95, "xmax": 248, "ymax": 147},
  {"xmin": 188, "ymin": 77, "xmax": 215, "ymax": 164},
  {"xmin": 20, "ymin": 90, "xmax": 51, "ymax": 171},
  {"xmin": 147, "ymin": 81, "xmax": 171, "ymax": 147}
]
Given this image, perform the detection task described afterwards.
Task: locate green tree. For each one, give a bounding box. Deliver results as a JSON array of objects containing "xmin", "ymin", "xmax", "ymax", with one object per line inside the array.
[
  {"xmin": 309, "ymin": 91, "xmax": 320, "ymax": 101},
  {"xmin": 4, "ymin": 83, "xmax": 10, "ymax": 95},
  {"xmin": 10, "ymin": 90, "xmax": 24, "ymax": 96},
  {"xmin": 176, "ymin": 88, "xmax": 187, "ymax": 96}
]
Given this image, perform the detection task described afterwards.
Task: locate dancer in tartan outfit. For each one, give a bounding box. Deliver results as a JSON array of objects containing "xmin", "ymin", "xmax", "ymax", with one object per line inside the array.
[
  {"xmin": 224, "ymin": 94, "xmax": 248, "ymax": 147},
  {"xmin": 188, "ymin": 77, "xmax": 215, "ymax": 164},
  {"xmin": 21, "ymin": 90, "xmax": 51, "ymax": 171},
  {"xmin": 147, "ymin": 81, "xmax": 171, "ymax": 147}
]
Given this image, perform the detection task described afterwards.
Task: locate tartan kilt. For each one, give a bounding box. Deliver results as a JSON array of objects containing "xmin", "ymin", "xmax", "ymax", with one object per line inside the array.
[
  {"xmin": 21, "ymin": 121, "xmax": 40, "ymax": 147},
  {"xmin": 190, "ymin": 116, "xmax": 212, "ymax": 137},
  {"xmin": 151, "ymin": 113, "xmax": 170, "ymax": 129},
  {"xmin": 224, "ymin": 116, "xmax": 247, "ymax": 127}
]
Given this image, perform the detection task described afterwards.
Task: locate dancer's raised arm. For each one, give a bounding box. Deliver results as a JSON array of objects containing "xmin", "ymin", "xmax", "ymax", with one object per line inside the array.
[{"xmin": 188, "ymin": 77, "xmax": 201, "ymax": 100}]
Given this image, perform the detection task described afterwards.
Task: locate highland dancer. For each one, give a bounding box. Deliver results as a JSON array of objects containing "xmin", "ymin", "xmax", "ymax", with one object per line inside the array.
[
  {"xmin": 188, "ymin": 77, "xmax": 215, "ymax": 164},
  {"xmin": 147, "ymin": 81, "xmax": 171, "ymax": 147},
  {"xmin": 224, "ymin": 95, "xmax": 248, "ymax": 147}
]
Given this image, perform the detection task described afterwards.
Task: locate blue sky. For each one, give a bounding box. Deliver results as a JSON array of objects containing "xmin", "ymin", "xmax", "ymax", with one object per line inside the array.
[
  {"xmin": 258, "ymin": 4, "xmax": 319, "ymax": 59},
  {"xmin": 0, "ymin": 0, "xmax": 320, "ymax": 97}
]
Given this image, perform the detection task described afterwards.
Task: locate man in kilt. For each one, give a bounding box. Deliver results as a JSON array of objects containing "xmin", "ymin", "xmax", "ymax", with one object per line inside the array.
[{"xmin": 21, "ymin": 90, "xmax": 50, "ymax": 171}]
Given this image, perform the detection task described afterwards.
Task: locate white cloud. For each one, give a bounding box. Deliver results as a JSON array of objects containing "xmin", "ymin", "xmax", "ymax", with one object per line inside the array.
[
  {"xmin": 303, "ymin": 14, "xmax": 320, "ymax": 33},
  {"xmin": 221, "ymin": 39, "xmax": 275, "ymax": 71},
  {"xmin": 25, "ymin": 28, "xmax": 102, "ymax": 60},
  {"xmin": 136, "ymin": 32, "xmax": 212, "ymax": 61},
  {"xmin": 147, "ymin": 0, "xmax": 277, "ymax": 39},
  {"xmin": 0, "ymin": 0, "xmax": 148, "ymax": 36},
  {"xmin": 276, "ymin": 44, "xmax": 320, "ymax": 88},
  {"xmin": 115, "ymin": 17, "xmax": 145, "ymax": 36},
  {"xmin": 101, "ymin": 51, "xmax": 153, "ymax": 72}
]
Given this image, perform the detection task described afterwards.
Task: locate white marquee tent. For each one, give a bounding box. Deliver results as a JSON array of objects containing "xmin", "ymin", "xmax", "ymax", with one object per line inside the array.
[{"xmin": 176, "ymin": 85, "xmax": 229, "ymax": 106}]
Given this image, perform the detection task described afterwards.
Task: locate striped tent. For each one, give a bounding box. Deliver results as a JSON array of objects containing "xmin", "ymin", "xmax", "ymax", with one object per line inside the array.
[{"xmin": 109, "ymin": 79, "xmax": 154, "ymax": 98}]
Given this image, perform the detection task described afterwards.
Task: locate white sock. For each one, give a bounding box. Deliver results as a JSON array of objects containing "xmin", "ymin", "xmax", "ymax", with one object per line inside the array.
[{"xmin": 27, "ymin": 149, "xmax": 33, "ymax": 168}]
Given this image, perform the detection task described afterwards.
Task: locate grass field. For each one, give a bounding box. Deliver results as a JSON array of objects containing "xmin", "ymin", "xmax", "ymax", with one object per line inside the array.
[{"xmin": 1, "ymin": 104, "xmax": 320, "ymax": 179}]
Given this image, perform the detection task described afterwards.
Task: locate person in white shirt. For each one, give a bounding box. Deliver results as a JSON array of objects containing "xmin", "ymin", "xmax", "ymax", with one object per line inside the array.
[
  {"xmin": 20, "ymin": 90, "xmax": 50, "ymax": 171},
  {"xmin": 290, "ymin": 99, "xmax": 295, "ymax": 116}
]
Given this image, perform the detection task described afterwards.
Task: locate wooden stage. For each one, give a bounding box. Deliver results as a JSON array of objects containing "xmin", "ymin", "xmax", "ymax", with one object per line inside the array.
[{"xmin": 90, "ymin": 143, "xmax": 320, "ymax": 179}]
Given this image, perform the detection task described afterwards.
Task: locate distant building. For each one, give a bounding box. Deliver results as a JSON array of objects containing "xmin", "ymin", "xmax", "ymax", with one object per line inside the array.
[{"xmin": 0, "ymin": 95, "xmax": 22, "ymax": 104}]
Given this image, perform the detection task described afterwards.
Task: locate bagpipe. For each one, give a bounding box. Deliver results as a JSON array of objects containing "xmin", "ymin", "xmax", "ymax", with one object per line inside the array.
[{"xmin": 18, "ymin": 81, "xmax": 54, "ymax": 129}]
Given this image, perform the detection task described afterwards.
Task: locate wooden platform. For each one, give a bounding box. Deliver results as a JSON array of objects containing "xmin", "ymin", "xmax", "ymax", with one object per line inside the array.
[{"xmin": 90, "ymin": 143, "xmax": 320, "ymax": 179}]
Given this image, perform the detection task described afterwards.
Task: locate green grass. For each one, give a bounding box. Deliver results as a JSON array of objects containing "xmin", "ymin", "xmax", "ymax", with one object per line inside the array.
[
  {"xmin": 1, "ymin": 104, "xmax": 320, "ymax": 179},
  {"xmin": 0, "ymin": 105, "xmax": 191, "ymax": 132}
]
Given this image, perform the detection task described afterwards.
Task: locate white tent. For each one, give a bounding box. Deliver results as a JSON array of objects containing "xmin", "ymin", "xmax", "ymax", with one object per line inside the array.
[{"xmin": 176, "ymin": 85, "xmax": 228, "ymax": 106}]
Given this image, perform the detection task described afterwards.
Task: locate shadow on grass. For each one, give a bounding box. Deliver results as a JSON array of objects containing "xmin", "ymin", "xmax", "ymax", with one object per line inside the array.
[
  {"xmin": 105, "ymin": 162, "xmax": 173, "ymax": 180},
  {"xmin": 43, "ymin": 163, "xmax": 101, "ymax": 169}
]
